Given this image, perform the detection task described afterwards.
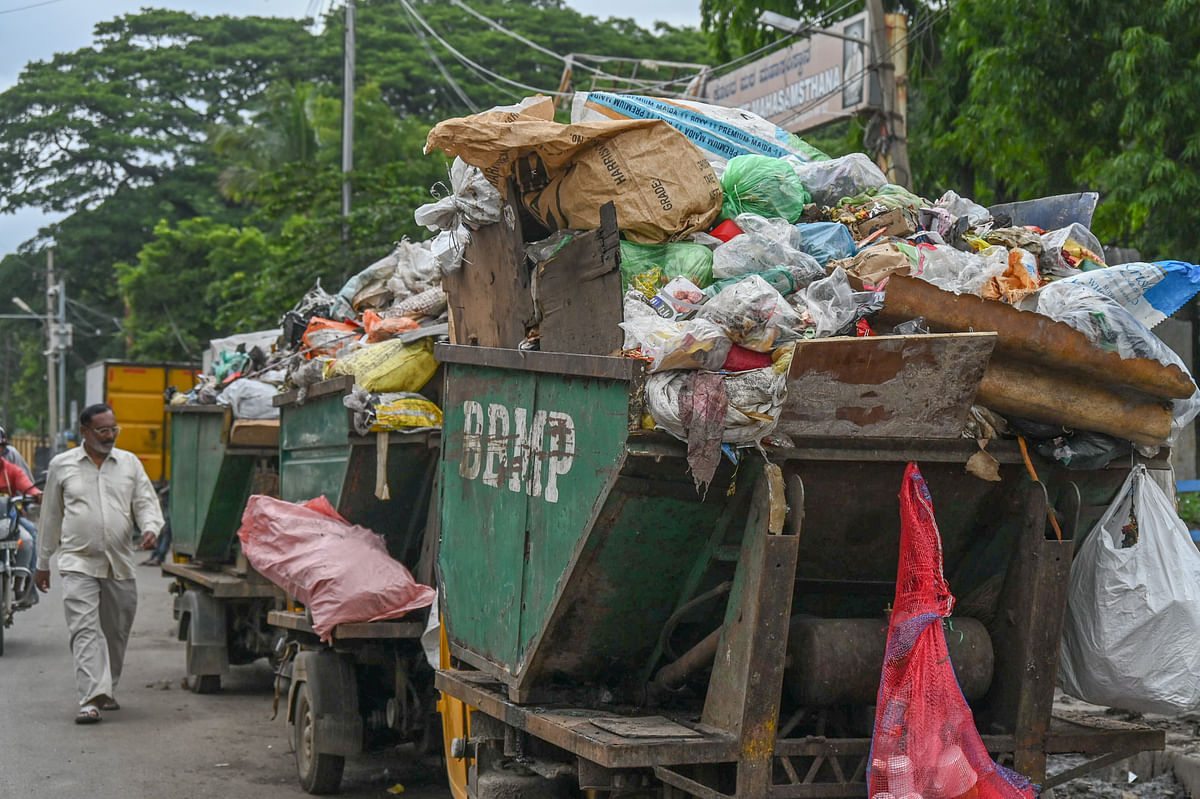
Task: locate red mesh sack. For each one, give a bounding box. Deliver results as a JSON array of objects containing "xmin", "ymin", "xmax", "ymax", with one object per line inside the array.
[
  {"xmin": 238, "ymin": 495, "xmax": 435, "ymax": 641},
  {"xmin": 868, "ymin": 464, "xmax": 1038, "ymax": 799}
]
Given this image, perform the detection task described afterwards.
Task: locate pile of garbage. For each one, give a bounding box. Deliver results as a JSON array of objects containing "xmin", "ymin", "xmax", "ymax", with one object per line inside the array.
[
  {"xmin": 169, "ymin": 239, "xmax": 450, "ymax": 433},
  {"xmin": 424, "ymin": 92, "xmax": 1200, "ymax": 488}
]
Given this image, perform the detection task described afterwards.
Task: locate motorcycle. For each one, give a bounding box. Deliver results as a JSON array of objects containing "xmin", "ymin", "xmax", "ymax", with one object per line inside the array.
[{"xmin": 0, "ymin": 493, "xmax": 38, "ymax": 656}]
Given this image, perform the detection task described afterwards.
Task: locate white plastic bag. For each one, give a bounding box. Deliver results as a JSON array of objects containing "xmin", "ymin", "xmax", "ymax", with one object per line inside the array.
[
  {"xmin": 1059, "ymin": 465, "xmax": 1200, "ymax": 714},
  {"xmin": 414, "ymin": 157, "xmax": 504, "ymax": 274},
  {"xmin": 217, "ymin": 378, "xmax": 280, "ymax": 420}
]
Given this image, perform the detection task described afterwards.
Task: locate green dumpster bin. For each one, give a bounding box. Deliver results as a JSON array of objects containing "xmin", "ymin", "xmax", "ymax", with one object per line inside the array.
[{"xmin": 433, "ymin": 343, "xmax": 1166, "ymax": 798}]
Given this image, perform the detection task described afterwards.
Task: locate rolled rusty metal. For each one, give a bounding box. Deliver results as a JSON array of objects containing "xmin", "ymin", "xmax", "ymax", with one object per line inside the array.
[
  {"xmin": 878, "ymin": 275, "xmax": 1195, "ymax": 400},
  {"xmin": 978, "ymin": 358, "xmax": 1172, "ymax": 447},
  {"xmin": 785, "ymin": 617, "xmax": 993, "ymax": 706}
]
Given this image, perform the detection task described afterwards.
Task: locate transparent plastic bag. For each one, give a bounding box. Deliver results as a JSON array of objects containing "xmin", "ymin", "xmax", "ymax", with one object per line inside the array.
[
  {"xmin": 644, "ymin": 363, "xmax": 789, "ymax": 446},
  {"xmin": 721, "ymin": 154, "xmax": 810, "ymax": 223},
  {"xmin": 618, "ymin": 314, "xmax": 731, "ymax": 372},
  {"xmin": 910, "ymin": 244, "xmax": 1008, "ymax": 296},
  {"xmin": 712, "ymin": 214, "xmax": 823, "ymax": 283},
  {"xmin": 700, "ymin": 274, "xmax": 804, "ymax": 352},
  {"xmin": 788, "ymin": 153, "xmax": 887, "ymax": 206},
  {"xmin": 799, "ymin": 268, "xmax": 874, "ymax": 338},
  {"xmin": 795, "ymin": 222, "xmax": 856, "ymax": 265},
  {"xmin": 1040, "ymin": 223, "xmax": 1104, "ymax": 275},
  {"xmin": 935, "ymin": 189, "xmax": 991, "ymax": 228},
  {"xmin": 1060, "ymin": 465, "xmax": 1200, "ymax": 714}
]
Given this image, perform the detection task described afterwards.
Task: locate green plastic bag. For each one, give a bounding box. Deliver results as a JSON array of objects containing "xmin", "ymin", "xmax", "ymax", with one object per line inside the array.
[
  {"xmin": 619, "ymin": 241, "xmax": 714, "ymax": 292},
  {"xmin": 720, "ymin": 155, "xmax": 811, "ymax": 223}
]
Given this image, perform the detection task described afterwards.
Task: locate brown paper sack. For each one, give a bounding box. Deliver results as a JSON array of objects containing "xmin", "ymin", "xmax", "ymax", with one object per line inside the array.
[{"xmin": 426, "ymin": 96, "xmax": 722, "ymax": 243}]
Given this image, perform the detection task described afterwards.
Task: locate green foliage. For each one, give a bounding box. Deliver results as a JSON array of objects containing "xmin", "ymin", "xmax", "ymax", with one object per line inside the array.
[
  {"xmin": 1177, "ymin": 490, "xmax": 1200, "ymax": 528},
  {"xmin": 0, "ymin": 1, "xmax": 711, "ymax": 403},
  {"xmin": 116, "ymin": 218, "xmax": 282, "ymax": 360}
]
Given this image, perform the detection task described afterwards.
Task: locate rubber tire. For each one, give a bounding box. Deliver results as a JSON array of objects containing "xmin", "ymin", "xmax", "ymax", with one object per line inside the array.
[
  {"xmin": 295, "ymin": 681, "xmax": 345, "ymax": 795},
  {"xmin": 185, "ymin": 638, "xmax": 221, "ymax": 694},
  {"xmin": 0, "ymin": 577, "xmax": 9, "ymax": 657}
]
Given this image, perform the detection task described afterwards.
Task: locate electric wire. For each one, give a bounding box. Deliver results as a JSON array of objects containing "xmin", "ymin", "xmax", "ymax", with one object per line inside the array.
[
  {"xmin": 400, "ymin": 4, "xmax": 480, "ymax": 112},
  {"xmin": 0, "ymin": 0, "xmax": 65, "ymax": 15},
  {"xmin": 397, "ymin": 0, "xmax": 568, "ymax": 97}
]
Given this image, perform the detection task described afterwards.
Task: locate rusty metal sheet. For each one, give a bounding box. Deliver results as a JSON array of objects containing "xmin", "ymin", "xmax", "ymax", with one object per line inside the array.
[
  {"xmin": 978, "ymin": 357, "xmax": 1172, "ymax": 447},
  {"xmin": 779, "ymin": 333, "xmax": 995, "ymax": 439},
  {"xmin": 589, "ymin": 716, "xmax": 703, "ymax": 739},
  {"xmin": 878, "ymin": 275, "xmax": 1195, "ymax": 400}
]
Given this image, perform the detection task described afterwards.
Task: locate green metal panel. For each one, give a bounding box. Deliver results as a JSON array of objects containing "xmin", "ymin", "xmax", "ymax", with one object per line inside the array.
[
  {"xmin": 440, "ymin": 364, "xmax": 536, "ymax": 670},
  {"xmin": 518, "ymin": 373, "xmax": 646, "ymax": 660},
  {"xmin": 278, "ymin": 383, "xmax": 439, "ymax": 564},
  {"xmin": 168, "ymin": 409, "xmax": 258, "ymax": 562},
  {"xmin": 278, "ymin": 390, "xmax": 354, "ymax": 508}
]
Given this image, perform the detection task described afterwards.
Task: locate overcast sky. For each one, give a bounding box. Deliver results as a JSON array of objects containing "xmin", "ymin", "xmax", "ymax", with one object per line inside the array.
[{"xmin": 0, "ymin": 0, "xmax": 702, "ymax": 254}]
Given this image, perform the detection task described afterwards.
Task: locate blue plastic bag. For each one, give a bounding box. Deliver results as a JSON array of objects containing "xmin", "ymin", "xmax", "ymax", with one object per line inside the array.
[{"xmin": 795, "ymin": 222, "xmax": 856, "ymax": 265}]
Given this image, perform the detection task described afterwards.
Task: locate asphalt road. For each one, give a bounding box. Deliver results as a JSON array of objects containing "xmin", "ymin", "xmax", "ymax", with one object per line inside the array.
[{"xmin": 0, "ymin": 566, "xmax": 452, "ymax": 799}]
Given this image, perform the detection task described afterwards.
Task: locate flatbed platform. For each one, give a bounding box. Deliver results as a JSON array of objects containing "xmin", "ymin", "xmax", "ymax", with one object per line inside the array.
[
  {"xmin": 162, "ymin": 561, "xmax": 284, "ymax": 599},
  {"xmin": 267, "ymin": 609, "xmax": 424, "ymax": 641},
  {"xmin": 437, "ymin": 670, "xmax": 1164, "ymax": 794}
]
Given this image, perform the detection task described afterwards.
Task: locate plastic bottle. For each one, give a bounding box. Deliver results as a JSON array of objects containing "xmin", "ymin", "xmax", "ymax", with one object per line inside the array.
[
  {"xmin": 934, "ymin": 745, "xmax": 979, "ymax": 799},
  {"xmin": 886, "ymin": 755, "xmax": 915, "ymax": 798}
]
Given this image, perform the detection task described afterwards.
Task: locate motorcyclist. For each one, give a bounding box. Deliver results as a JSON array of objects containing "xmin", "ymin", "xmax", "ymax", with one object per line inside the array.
[
  {"xmin": 1, "ymin": 440, "xmax": 41, "ymax": 607},
  {"xmin": 0, "ymin": 426, "xmax": 33, "ymax": 480}
]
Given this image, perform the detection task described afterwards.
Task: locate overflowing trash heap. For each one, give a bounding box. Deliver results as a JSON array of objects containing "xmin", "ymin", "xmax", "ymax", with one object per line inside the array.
[
  {"xmin": 421, "ymin": 92, "xmax": 1200, "ymax": 488},
  {"xmin": 169, "ymin": 239, "xmax": 450, "ymax": 436}
]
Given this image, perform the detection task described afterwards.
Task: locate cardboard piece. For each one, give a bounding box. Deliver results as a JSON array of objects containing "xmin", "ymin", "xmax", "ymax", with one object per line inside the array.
[{"xmin": 426, "ymin": 96, "xmax": 722, "ymax": 243}]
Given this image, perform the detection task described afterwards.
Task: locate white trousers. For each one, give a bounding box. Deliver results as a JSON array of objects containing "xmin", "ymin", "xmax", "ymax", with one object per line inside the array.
[{"xmin": 60, "ymin": 572, "xmax": 138, "ymax": 706}]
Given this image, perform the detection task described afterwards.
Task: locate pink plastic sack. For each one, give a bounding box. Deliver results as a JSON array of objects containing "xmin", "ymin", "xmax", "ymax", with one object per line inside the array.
[{"xmin": 238, "ymin": 495, "xmax": 435, "ymax": 640}]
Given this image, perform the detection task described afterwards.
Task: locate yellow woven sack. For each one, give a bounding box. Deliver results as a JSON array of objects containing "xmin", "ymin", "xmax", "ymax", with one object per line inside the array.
[{"xmin": 331, "ymin": 337, "xmax": 438, "ymax": 393}]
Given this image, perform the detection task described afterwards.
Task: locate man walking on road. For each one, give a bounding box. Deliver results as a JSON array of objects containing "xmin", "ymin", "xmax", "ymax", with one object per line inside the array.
[{"xmin": 34, "ymin": 404, "xmax": 164, "ymax": 725}]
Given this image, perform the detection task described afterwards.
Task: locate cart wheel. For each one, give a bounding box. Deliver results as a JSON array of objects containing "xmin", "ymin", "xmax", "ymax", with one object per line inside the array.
[
  {"xmin": 295, "ymin": 680, "xmax": 345, "ymax": 795},
  {"xmin": 186, "ymin": 639, "xmax": 221, "ymax": 694}
]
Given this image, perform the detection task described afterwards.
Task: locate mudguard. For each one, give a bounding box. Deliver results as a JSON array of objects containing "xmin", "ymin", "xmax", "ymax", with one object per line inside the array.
[
  {"xmin": 175, "ymin": 588, "xmax": 228, "ymax": 676},
  {"xmin": 287, "ymin": 649, "xmax": 363, "ymax": 756}
]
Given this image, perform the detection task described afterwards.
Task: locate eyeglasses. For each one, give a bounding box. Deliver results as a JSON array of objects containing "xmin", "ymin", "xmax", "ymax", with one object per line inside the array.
[{"xmin": 89, "ymin": 425, "xmax": 121, "ymax": 436}]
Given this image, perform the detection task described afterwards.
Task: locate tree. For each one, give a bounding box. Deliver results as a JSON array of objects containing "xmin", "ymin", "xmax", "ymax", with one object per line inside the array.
[{"xmin": 0, "ymin": 10, "xmax": 319, "ymax": 215}]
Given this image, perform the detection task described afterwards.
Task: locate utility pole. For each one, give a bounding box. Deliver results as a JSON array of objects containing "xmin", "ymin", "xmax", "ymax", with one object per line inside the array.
[
  {"xmin": 45, "ymin": 249, "xmax": 58, "ymax": 455},
  {"xmin": 866, "ymin": 0, "xmax": 911, "ymax": 189},
  {"xmin": 341, "ymin": 0, "xmax": 356, "ymax": 243},
  {"xmin": 56, "ymin": 272, "xmax": 68, "ymax": 451}
]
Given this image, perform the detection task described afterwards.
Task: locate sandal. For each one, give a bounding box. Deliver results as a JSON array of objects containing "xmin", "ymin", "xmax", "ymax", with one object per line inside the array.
[
  {"xmin": 75, "ymin": 705, "xmax": 101, "ymax": 725},
  {"xmin": 98, "ymin": 698, "xmax": 120, "ymax": 711}
]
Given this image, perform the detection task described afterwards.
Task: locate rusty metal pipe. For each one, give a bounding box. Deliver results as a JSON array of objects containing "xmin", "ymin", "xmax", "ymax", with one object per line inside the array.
[
  {"xmin": 651, "ymin": 626, "xmax": 723, "ymax": 694},
  {"xmin": 785, "ymin": 617, "xmax": 994, "ymax": 706}
]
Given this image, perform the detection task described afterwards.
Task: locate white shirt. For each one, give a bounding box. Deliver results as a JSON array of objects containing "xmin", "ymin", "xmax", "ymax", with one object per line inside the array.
[{"xmin": 36, "ymin": 446, "xmax": 164, "ymax": 580}]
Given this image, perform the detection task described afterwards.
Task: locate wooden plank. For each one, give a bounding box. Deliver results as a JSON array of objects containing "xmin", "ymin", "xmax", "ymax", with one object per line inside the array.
[
  {"xmin": 779, "ymin": 333, "xmax": 995, "ymax": 439},
  {"xmin": 443, "ymin": 182, "xmax": 534, "ymax": 348},
  {"xmin": 267, "ymin": 609, "xmax": 424, "ymax": 640},
  {"xmin": 163, "ymin": 562, "xmax": 284, "ymax": 599},
  {"xmin": 435, "ymin": 670, "xmax": 738, "ymax": 769},
  {"xmin": 536, "ymin": 202, "xmax": 623, "ymax": 356}
]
